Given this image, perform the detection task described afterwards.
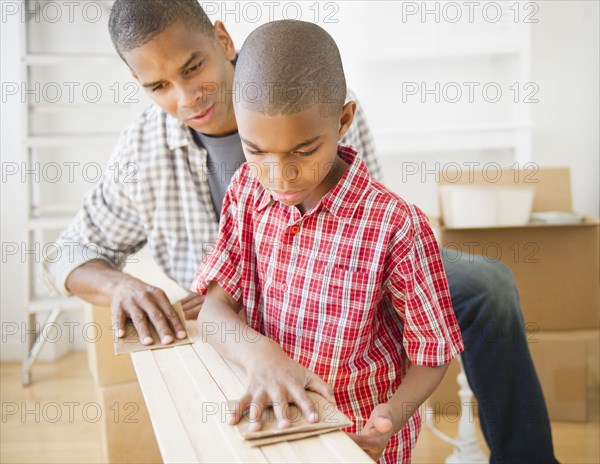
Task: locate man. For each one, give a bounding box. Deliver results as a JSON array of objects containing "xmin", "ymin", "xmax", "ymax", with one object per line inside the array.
[{"xmin": 43, "ymin": 1, "xmax": 558, "ymax": 462}]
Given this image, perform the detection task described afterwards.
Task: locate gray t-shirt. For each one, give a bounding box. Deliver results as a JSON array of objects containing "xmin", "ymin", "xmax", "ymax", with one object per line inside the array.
[{"xmin": 193, "ymin": 130, "xmax": 245, "ymax": 221}]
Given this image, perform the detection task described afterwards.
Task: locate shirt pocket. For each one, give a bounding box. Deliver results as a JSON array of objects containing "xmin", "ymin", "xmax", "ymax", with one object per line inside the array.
[{"xmin": 320, "ymin": 265, "xmax": 379, "ymax": 334}]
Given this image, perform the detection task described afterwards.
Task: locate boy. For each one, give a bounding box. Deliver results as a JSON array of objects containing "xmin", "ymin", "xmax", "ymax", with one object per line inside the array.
[{"xmin": 191, "ymin": 20, "xmax": 464, "ymax": 462}]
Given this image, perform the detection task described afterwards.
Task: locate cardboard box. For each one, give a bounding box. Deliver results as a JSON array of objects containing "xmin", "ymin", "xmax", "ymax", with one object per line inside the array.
[
  {"xmin": 428, "ymin": 330, "xmax": 599, "ymax": 422},
  {"xmin": 85, "ymin": 303, "xmax": 138, "ymax": 386},
  {"xmin": 529, "ymin": 330, "xmax": 599, "ymax": 422},
  {"xmin": 97, "ymin": 381, "xmax": 162, "ymax": 463},
  {"xmin": 438, "ymin": 167, "xmax": 600, "ymax": 330}
]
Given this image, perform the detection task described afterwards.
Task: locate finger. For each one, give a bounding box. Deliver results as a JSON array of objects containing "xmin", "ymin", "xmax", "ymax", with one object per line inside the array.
[
  {"xmin": 227, "ymin": 394, "xmax": 251, "ymax": 425},
  {"xmin": 247, "ymin": 396, "xmax": 266, "ymax": 432},
  {"xmin": 271, "ymin": 394, "xmax": 290, "ymax": 429},
  {"xmin": 346, "ymin": 432, "xmax": 379, "ymax": 461},
  {"xmin": 181, "ymin": 293, "xmax": 204, "ymax": 311},
  {"xmin": 373, "ymin": 416, "xmax": 393, "ymax": 434},
  {"xmin": 129, "ymin": 307, "xmax": 154, "ymax": 345},
  {"xmin": 151, "ymin": 289, "xmax": 188, "ymax": 340},
  {"xmin": 178, "ymin": 293, "xmax": 197, "ymax": 305},
  {"xmin": 110, "ymin": 306, "xmax": 127, "ymax": 339},
  {"xmin": 141, "ymin": 300, "xmax": 175, "ymax": 345},
  {"xmin": 183, "ymin": 306, "xmax": 201, "ymax": 321},
  {"xmin": 307, "ymin": 375, "xmax": 336, "ymax": 405},
  {"xmin": 292, "ymin": 390, "xmax": 318, "ymax": 423}
]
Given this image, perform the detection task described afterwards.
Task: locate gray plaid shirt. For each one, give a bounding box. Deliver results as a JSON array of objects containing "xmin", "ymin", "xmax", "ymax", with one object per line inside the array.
[{"xmin": 43, "ymin": 90, "xmax": 382, "ymax": 295}]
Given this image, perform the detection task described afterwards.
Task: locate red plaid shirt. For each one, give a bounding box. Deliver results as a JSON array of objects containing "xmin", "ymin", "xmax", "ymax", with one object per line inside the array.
[{"xmin": 191, "ymin": 145, "xmax": 463, "ymax": 463}]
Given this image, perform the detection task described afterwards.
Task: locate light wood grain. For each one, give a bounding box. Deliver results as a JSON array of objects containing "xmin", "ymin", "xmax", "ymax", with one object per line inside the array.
[{"xmin": 2, "ymin": 352, "xmax": 599, "ymax": 464}]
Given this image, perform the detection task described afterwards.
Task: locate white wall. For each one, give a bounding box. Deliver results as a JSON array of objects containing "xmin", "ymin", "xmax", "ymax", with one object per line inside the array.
[
  {"xmin": 1, "ymin": 1, "xmax": 598, "ymax": 361},
  {"xmin": 531, "ymin": 1, "xmax": 599, "ymax": 216}
]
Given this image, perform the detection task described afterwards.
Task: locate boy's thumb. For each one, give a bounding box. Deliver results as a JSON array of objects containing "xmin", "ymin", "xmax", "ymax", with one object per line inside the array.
[{"xmin": 373, "ymin": 413, "xmax": 393, "ymax": 433}]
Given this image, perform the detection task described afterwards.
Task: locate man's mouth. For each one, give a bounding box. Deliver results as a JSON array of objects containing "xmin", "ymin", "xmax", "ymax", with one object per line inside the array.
[{"xmin": 188, "ymin": 105, "xmax": 214, "ymax": 124}]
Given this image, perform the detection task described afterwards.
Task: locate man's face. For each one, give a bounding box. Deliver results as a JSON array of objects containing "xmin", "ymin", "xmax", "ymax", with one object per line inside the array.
[
  {"xmin": 236, "ymin": 102, "xmax": 356, "ymax": 214},
  {"xmin": 124, "ymin": 21, "xmax": 237, "ymax": 136}
]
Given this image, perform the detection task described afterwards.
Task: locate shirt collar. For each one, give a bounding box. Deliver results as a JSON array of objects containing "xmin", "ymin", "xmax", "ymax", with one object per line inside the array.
[
  {"xmin": 166, "ymin": 110, "xmax": 195, "ymax": 151},
  {"xmin": 256, "ymin": 145, "xmax": 371, "ymax": 222}
]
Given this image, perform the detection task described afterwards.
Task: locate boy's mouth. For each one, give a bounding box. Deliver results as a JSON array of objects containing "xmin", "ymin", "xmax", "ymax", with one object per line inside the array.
[{"xmin": 270, "ymin": 189, "xmax": 306, "ymax": 202}]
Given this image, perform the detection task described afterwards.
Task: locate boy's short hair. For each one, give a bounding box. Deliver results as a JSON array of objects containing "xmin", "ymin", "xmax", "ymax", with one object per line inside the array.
[
  {"xmin": 109, "ymin": 0, "xmax": 214, "ymax": 60},
  {"xmin": 233, "ymin": 20, "xmax": 347, "ymax": 117}
]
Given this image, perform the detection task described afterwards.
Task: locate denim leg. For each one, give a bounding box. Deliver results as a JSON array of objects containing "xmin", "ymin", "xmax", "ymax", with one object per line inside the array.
[{"xmin": 441, "ymin": 250, "xmax": 559, "ymax": 464}]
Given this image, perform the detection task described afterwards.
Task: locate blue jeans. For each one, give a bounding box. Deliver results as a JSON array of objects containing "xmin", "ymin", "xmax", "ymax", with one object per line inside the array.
[{"xmin": 441, "ymin": 251, "xmax": 559, "ymax": 464}]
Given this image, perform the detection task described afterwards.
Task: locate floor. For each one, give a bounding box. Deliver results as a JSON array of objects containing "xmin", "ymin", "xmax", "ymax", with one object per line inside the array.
[{"xmin": 1, "ymin": 352, "xmax": 599, "ymax": 463}]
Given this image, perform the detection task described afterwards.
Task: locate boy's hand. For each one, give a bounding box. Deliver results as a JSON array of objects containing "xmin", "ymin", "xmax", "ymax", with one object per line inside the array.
[
  {"xmin": 347, "ymin": 403, "xmax": 397, "ymax": 461},
  {"xmin": 227, "ymin": 346, "xmax": 335, "ymax": 431}
]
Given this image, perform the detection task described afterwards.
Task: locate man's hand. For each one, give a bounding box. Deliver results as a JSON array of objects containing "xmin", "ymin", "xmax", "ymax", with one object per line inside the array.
[
  {"xmin": 347, "ymin": 403, "xmax": 396, "ymax": 461},
  {"xmin": 227, "ymin": 346, "xmax": 336, "ymax": 431},
  {"xmin": 111, "ymin": 276, "xmax": 188, "ymax": 345},
  {"xmin": 179, "ymin": 292, "xmax": 205, "ymax": 320}
]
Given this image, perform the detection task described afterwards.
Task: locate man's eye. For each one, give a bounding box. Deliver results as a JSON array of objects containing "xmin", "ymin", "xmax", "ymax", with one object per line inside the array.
[
  {"xmin": 186, "ymin": 61, "xmax": 203, "ymax": 75},
  {"xmin": 152, "ymin": 83, "xmax": 166, "ymax": 92}
]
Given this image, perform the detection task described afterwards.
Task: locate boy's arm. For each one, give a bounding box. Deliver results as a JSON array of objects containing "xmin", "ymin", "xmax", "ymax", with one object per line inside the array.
[
  {"xmin": 348, "ymin": 364, "xmax": 449, "ymax": 461},
  {"xmin": 198, "ymin": 281, "xmax": 335, "ymax": 431}
]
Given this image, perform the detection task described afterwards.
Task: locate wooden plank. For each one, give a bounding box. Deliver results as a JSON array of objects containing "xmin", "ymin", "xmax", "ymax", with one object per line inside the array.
[
  {"xmin": 259, "ymin": 442, "xmax": 305, "ymax": 463},
  {"xmin": 152, "ymin": 348, "xmax": 247, "ymax": 463},
  {"xmin": 315, "ymin": 431, "xmax": 375, "ymax": 463},
  {"xmin": 130, "ymin": 350, "xmax": 197, "ymax": 463},
  {"xmin": 173, "ymin": 345, "xmax": 268, "ymax": 463},
  {"xmin": 191, "ymin": 340, "xmax": 245, "ymax": 399}
]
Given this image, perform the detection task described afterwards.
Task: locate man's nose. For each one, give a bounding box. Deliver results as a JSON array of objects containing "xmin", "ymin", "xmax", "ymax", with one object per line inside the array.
[{"xmin": 176, "ymin": 81, "xmax": 203, "ymax": 109}]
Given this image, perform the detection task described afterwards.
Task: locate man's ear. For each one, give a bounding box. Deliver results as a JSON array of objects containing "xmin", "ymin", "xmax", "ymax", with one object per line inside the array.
[
  {"xmin": 213, "ymin": 21, "xmax": 237, "ymax": 61},
  {"xmin": 338, "ymin": 101, "xmax": 357, "ymax": 141},
  {"xmin": 130, "ymin": 70, "xmax": 140, "ymax": 83}
]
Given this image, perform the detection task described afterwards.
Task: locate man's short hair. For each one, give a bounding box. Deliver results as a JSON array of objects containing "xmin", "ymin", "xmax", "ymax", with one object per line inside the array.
[
  {"xmin": 233, "ymin": 20, "xmax": 347, "ymax": 118},
  {"xmin": 109, "ymin": 0, "xmax": 214, "ymax": 60}
]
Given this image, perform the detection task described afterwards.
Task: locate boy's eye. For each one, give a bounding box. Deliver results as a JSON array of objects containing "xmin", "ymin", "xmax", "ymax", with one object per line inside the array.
[{"xmin": 295, "ymin": 148, "xmax": 317, "ymax": 157}]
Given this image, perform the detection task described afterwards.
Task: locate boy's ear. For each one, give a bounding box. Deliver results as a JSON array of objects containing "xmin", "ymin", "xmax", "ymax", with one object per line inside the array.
[
  {"xmin": 337, "ymin": 101, "xmax": 357, "ymax": 141},
  {"xmin": 213, "ymin": 21, "xmax": 237, "ymax": 61}
]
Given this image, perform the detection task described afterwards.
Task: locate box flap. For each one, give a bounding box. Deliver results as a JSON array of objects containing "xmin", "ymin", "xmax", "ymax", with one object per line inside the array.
[{"xmin": 439, "ymin": 167, "xmax": 572, "ymax": 213}]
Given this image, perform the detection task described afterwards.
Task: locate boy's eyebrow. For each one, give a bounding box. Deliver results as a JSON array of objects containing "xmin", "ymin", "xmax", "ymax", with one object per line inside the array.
[
  {"xmin": 141, "ymin": 51, "xmax": 203, "ymax": 88},
  {"xmin": 241, "ymin": 135, "xmax": 322, "ymax": 152}
]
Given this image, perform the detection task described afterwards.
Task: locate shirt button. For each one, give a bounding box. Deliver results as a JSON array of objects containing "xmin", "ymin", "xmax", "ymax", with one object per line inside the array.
[
  {"xmin": 281, "ymin": 283, "xmax": 288, "ymax": 292},
  {"xmin": 291, "ymin": 225, "xmax": 300, "ymax": 235}
]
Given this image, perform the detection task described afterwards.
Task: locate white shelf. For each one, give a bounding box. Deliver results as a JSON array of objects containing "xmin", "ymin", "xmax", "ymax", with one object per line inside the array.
[
  {"xmin": 27, "ymin": 297, "xmax": 83, "ymax": 313},
  {"xmin": 27, "ymin": 216, "xmax": 76, "ymax": 230},
  {"xmin": 24, "ymin": 53, "xmax": 120, "ymax": 65},
  {"xmin": 26, "ymin": 134, "xmax": 119, "ymax": 147},
  {"xmin": 30, "ymin": 103, "xmax": 133, "ymax": 113},
  {"xmin": 363, "ymin": 47, "xmax": 520, "ymax": 62},
  {"xmin": 375, "ymin": 122, "xmax": 534, "ymax": 155}
]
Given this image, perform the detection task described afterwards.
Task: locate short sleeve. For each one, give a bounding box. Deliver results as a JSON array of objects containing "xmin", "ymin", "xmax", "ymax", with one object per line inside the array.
[
  {"xmin": 385, "ymin": 207, "xmax": 464, "ymax": 366},
  {"xmin": 189, "ymin": 175, "xmax": 243, "ymax": 305}
]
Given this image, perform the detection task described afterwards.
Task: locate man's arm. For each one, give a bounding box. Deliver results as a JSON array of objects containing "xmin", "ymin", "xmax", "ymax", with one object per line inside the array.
[
  {"xmin": 341, "ymin": 89, "xmax": 383, "ymax": 181},
  {"xmin": 198, "ymin": 281, "xmax": 335, "ymax": 430},
  {"xmin": 42, "ymin": 127, "xmax": 188, "ymax": 344},
  {"xmin": 66, "ymin": 259, "xmax": 188, "ymax": 344}
]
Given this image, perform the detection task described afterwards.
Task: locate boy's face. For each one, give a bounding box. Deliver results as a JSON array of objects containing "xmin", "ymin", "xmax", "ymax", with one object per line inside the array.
[
  {"xmin": 236, "ymin": 102, "xmax": 356, "ymax": 214},
  {"xmin": 124, "ymin": 21, "xmax": 237, "ymax": 136}
]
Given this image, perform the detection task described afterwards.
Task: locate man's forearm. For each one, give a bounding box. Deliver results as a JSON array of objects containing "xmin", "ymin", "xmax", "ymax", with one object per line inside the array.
[{"xmin": 65, "ymin": 259, "xmax": 136, "ymax": 306}]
